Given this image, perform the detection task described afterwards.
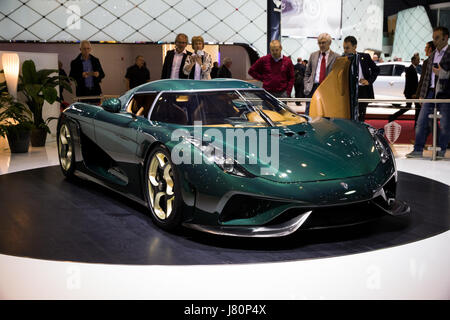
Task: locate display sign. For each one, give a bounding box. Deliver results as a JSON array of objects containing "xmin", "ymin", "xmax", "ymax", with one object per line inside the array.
[
  {"xmin": 268, "ymin": 0, "xmax": 282, "ymax": 50},
  {"xmin": 281, "ymin": 0, "xmax": 342, "ymax": 39}
]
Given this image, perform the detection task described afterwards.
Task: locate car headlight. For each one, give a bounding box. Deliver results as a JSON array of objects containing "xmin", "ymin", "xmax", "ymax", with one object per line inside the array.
[
  {"xmin": 368, "ymin": 127, "xmax": 392, "ymax": 163},
  {"xmin": 186, "ymin": 137, "xmax": 255, "ymax": 177}
]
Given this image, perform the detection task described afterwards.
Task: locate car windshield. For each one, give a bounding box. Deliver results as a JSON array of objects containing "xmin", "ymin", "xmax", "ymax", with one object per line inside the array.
[{"xmin": 150, "ymin": 90, "xmax": 307, "ymax": 127}]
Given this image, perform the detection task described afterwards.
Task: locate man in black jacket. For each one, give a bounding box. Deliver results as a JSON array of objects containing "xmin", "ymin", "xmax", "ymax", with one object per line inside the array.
[
  {"xmin": 69, "ymin": 40, "xmax": 105, "ymax": 102},
  {"xmin": 125, "ymin": 55, "xmax": 150, "ymax": 90},
  {"xmin": 217, "ymin": 57, "xmax": 232, "ymax": 78},
  {"xmin": 343, "ymin": 36, "xmax": 380, "ymax": 122},
  {"xmin": 388, "ymin": 54, "xmax": 419, "ymax": 123},
  {"xmin": 161, "ymin": 33, "xmax": 192, "ymax": 79},
  {"xmin": 294, "ymin": 57, "xmax": 306, "ymax": 105},
  {"xmin": 210, "ymin": 62, "xmax": 219, "ymax": 78}
]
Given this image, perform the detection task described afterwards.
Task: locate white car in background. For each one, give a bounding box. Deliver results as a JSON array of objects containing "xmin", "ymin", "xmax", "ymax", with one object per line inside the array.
[{"xmin": 373, "ymin": 62, "xmax": 422, "ymax": 100}]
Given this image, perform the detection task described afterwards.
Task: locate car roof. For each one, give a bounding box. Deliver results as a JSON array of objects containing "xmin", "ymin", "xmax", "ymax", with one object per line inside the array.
[{"xmin": 132, "ymin": 79, "xmax": 259, "ymax": 93}]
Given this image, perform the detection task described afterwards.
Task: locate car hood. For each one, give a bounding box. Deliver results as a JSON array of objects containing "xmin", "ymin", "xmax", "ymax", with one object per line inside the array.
[{"xmin": 175, "ymin": 118, "xmax": 381, "ymax": 183}]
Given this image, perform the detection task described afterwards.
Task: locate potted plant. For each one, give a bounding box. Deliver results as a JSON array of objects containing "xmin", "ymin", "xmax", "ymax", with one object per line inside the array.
[
  {"xmin": 0, "ymin": 91, "xmax": 34, "ymax": 153},
  {"xmin": 18, "ymin": 60, "xmax": 72, "ymax": 147}
]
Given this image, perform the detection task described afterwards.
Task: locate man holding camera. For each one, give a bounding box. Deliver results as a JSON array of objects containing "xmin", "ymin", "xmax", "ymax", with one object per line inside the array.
[
  {"xmin": 407, "ymin": 26, "xmax": 450, "ymax": 159},
  {"xmin": 69, "ymin": 40, "xmax": 105, "ymax": 102}
]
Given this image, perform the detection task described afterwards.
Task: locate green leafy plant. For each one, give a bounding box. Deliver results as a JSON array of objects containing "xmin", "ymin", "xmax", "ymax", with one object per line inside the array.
[
  {"xmin": 18, "ymin": 60, "xmax": 72, "ymax": 133},
  {"xmin": 0, "ymin": 92, "xmax": 33, "ymax": 139}
]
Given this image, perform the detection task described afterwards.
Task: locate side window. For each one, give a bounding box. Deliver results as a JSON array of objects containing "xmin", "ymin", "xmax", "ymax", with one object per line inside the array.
[
  {"xmin": 393, "ymin": 65, "xmax": 405, "ymax": 76},
  {"xmin": 378, "ymin": 65, "xmax": 393, "ymax": 76},
  {"xmin": 150, "ymin": 93, "xmax": 196, "ymax": 125},
  {"xmin": 126, "ymin": 93, "xmax": 158, "ymax": 118},
  {"xmin": 193, "ymin": 92, "xmax": 242, "ymax": 125}
]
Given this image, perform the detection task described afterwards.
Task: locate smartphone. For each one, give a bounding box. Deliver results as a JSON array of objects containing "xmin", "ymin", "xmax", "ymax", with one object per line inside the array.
[{"xmin": 433, "ymin": 63, "xmax": 439, "ymax": 68}]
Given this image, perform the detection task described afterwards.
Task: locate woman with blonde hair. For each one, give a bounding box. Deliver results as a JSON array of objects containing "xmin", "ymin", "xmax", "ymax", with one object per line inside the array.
[{"xmin": 183, "ymin": 36, "xmax": 212, "ymax": 80}]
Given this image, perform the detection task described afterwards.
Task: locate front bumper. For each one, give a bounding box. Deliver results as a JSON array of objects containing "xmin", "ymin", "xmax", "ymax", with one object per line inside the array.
[
  {"xmin": 183, "ymin": 210, "xmax": 312, "ymax": 237},
  {"xmin": 183, "ymin": 170, "xmax": 410, "ymax": 237}
]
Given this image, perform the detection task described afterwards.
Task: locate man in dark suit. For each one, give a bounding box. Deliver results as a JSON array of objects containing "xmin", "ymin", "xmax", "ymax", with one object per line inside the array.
[
  {"xmin": 294, "ymin": 57, "xmax": 306, "ymax": 105},
  {"xmin": 125, "ymin": 55, "xmax": 150, "ymax": 90},
  {"xmin": 217, "ymin": 57, "xmax": 232, "ymax": 78},
  {"xmin": 69, "ymin": 40, "xmax": 105, "ymax": 102},
  {"xmin": 407, "ymin": 26, "xmax": 450, "ymax": 158},
  {"xmin": 211, "ymin": 62, "xmax": 219, "ymax": 78},
  {"xmin": 388, "ymin": 54, "xmax": 419, "ymax": 123},
  {"xmin": 343, "ymin": 36, "xmax": 380, "ymax": 122},
  {"xmin": 161, "ymin": 33, "xmax": 192, "ymax": 79}
]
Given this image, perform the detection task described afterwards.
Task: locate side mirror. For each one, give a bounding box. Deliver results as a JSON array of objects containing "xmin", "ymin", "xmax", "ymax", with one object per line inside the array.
[{"xmin": 101, "ymin": 98, "xmax": 121, "ymax": 113}]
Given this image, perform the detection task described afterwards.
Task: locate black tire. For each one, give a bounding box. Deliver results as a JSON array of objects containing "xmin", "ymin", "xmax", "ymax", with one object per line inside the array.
[
  {"xmin": 144, "ymin": 145, "xmax": 184, "ymax": 231},
  {"xmin": 57, "ymin": 121, "xmax": 76, "ymax": 178}
]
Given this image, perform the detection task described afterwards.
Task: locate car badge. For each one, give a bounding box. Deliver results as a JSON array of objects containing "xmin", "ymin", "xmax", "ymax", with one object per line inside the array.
[
  {"xmin": 384, "ymin": 121, "xmax": 402, "ymax": 144},
  {"xmin": 340, "ymin": 182, "xmax": 349, "ymax": 189}
]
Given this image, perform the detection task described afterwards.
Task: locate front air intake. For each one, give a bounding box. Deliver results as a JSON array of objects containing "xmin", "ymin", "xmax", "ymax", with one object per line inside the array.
[{"xmin": 219, "ymin": 195, "xmax": 287, "ymax": 223}]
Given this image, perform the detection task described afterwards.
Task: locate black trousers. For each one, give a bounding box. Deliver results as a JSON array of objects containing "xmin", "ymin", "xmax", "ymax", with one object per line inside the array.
[
  {"xmin": 358, "ymin": 86, "xmax": 371, "ymax": 122},
  {"xmin": 294, "ymin": 82, "xmax": 304, "ymax": 106}
]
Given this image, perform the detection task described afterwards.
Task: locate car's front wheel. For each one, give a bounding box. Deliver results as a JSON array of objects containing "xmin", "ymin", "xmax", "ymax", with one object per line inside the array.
[
  {"xmin": 57, "ymin": 121, "xmax": 76, "ymax": 178},
  {"xmin": 144, "ymin": 145, "xmax": 184, "ymax": 231}
]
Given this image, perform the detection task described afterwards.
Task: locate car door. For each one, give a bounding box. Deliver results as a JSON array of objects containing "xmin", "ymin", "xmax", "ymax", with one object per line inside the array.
[
  {"xmin": 387, "ymin": 64, "xmax": 406, "ymax": 98},
  {"xmin": 93, "ymin": 93, "xmax": 159, "ymax": 166},
  {"xmin": 373, "ymin": 64, "xmax": 394, "ymax": 99},
  {"xmin": 93, "ymin": 109, "xmax": 140, "ymax": 166}
]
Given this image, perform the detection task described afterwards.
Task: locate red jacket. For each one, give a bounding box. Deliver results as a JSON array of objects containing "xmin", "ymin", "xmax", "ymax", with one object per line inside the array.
[{"xmin": 248, "ymin": 55, "xmax": 295, "ymax": 96}]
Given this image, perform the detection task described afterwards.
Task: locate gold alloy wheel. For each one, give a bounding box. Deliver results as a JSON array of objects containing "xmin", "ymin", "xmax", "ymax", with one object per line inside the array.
[
  {"xmin": 148, "ymin": 151, "xmax": 175, "ymax": 220},
  {"xmin": 59, "ymin": 124, "xmax": 73, "ymax": 171}
]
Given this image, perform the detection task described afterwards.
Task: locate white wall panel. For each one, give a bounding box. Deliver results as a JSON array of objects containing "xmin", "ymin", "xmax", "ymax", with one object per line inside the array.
[
  {"xmin": 0, "ymin": 0, "xmax": 267, "ymax": 56},
  {"xmin": 391, "ymin": 6, "xmax": 433, "ymax": 62},
  {"xmin": 0, "ymin": 0, "xmax": 384, "ymax": 63},
  {"xmin": 282, "ymin": 0, "xmax": 384, "ymax": 62}
]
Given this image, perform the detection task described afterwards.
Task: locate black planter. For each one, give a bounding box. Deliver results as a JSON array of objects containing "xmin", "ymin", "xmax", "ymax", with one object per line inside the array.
[
  {"xmin": 6, "ymin": 130, "xmax": 31, "ymax": 153},
  {"xmin": 30, "ymin": 128, "xmax": 48, "ymax": 147}
]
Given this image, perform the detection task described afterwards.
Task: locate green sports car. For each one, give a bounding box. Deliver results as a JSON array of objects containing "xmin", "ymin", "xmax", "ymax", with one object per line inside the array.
[{"xmin": 57, "ymin": 79, "xmax": 409, "ymax": 237}]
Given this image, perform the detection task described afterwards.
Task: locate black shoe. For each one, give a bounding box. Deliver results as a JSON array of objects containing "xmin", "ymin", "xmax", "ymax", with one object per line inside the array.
[
  {"xmin": 406, "ymin": 151, "xmax": 423, "ymax": 158},
  {"xmin": 437, "ymin": 150, "xmax": 446, "ymax": 158}
]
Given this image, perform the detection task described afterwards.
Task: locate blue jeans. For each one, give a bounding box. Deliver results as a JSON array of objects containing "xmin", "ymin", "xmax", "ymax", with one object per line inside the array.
[{"xmin": 414, "ymin": 89, "xmax": 450, "ymax": 152}]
